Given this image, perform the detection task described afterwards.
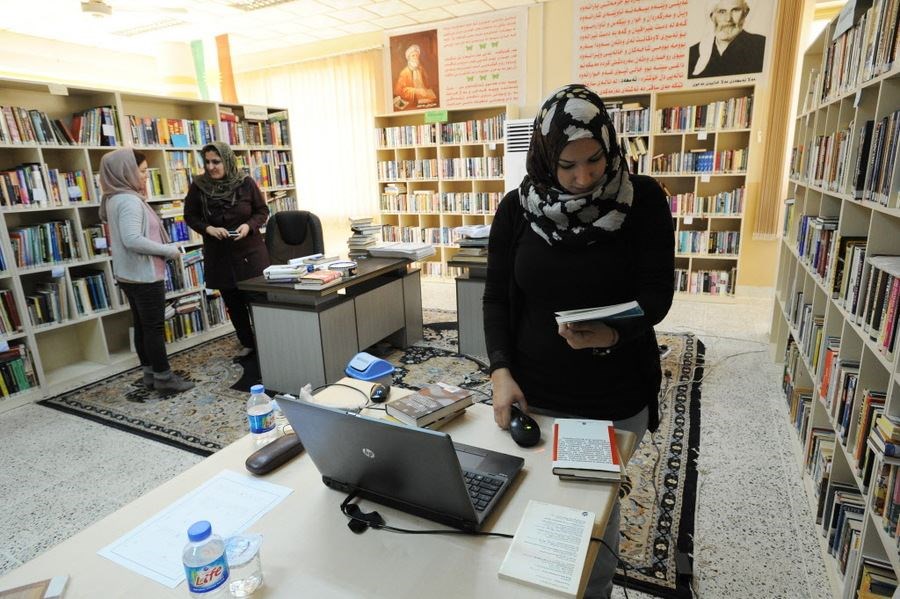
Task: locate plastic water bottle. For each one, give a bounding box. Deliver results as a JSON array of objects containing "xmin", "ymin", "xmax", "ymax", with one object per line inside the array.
[
  {"xmin": 182, "ymin": 520, "xmax": 229, "ymax": 598},
  {"xmin": 247, "ymin": 384, "xmax": 276, "ymax": 447}
]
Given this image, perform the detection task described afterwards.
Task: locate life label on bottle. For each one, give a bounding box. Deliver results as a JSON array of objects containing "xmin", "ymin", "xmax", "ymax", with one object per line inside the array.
[
  {"xmin": 185, "ymin": 555, "xmax": 229, "ymax": 594},
  {"xmin": 248, "ymin": 410, "xmax": 275, "ymax": 434}
]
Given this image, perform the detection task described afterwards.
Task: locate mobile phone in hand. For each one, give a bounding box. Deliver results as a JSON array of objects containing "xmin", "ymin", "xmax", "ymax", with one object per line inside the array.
[{"xmin": 228, "ymin": 230, "xmax": 240, "ymax": 238}]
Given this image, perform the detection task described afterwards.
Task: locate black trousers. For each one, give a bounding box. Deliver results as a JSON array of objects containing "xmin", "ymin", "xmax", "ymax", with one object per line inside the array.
[
  {"xmin": 219, "ymin": 288, "xmax": 265, "ymax": 349},
  {"xmin": 119, "ymin": 280, "xmax": 170, "ymax": 373}
]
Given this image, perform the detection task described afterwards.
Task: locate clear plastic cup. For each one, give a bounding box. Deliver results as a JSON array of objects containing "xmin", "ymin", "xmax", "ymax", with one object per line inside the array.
[{"xmin": 224, "ymin": 534, "xmax": 264, "ymax": 597}]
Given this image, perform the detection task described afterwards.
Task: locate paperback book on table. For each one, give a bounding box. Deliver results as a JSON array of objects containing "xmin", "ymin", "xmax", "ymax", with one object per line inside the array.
[
  {"xmin": 551, "ymin": 418, "xmax": 622, "ymax": 482},
  {"xmin": 385, "ymin": 383, "xmax": 474, "ymax": 427},
  {"xmin": 554, "ymin": 300, "xmax": 643, "ymax": 325}
]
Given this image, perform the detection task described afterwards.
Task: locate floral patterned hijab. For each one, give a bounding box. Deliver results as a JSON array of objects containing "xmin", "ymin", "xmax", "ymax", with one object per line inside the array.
[{"xmin": 520, "ymin": 84, "xmax": 633, "ymax": 246}]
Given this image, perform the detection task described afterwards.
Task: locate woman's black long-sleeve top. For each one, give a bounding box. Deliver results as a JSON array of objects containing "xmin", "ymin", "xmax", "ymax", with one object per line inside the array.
[{"xmin": 482, "ymin": 174, "xmax": 675, "ymax": 431}]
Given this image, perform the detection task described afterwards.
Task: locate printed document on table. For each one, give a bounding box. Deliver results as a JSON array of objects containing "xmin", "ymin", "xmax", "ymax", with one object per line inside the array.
[{"xmin": 98, "ymin": 469, "xmax": 292, "ymax": 588}]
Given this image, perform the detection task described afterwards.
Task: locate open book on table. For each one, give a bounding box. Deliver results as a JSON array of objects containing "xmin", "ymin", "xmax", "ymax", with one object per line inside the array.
[
  {"xmin": 554, "ymin": 300, "xmax": 643, "ymax": 325},
  {"xmin": 551, "ymin": 418, "xmax": 622, "ymax": 482}
]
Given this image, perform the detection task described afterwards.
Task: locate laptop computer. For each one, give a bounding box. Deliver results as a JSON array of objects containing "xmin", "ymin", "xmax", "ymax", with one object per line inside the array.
[{"xmin": 277, "ymin": 395, "xmax": 524, "ymax": 531}]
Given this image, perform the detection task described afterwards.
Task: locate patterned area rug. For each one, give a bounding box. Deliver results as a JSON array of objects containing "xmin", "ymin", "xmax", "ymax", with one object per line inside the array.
[
  {"xmin": 38, "ymin": 314, "xmax": 702, "ymax": 599},
  {"xmin": 616, "ymin": 332, "xmax": 703, "ymax": 599}
]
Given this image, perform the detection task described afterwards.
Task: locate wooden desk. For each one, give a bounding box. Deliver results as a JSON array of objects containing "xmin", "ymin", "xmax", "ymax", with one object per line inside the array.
[
  {"xmin": 238, "ymin": 258, "xmax": 423, "ymax": 394},
  {"xmin": 0, "ymin": 381, "xmax": 634, "ymax": 598}
]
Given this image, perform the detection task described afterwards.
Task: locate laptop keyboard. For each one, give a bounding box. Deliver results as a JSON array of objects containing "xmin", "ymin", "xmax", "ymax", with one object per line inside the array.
[{"xmin": 463, "ymin": 471, "xmax": 504, "ymax": 512}]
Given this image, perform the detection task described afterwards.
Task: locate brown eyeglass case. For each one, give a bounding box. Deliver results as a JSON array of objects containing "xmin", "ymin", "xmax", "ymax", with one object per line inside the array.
[{"xmin": 245, "ymin": 433, "xmax": 304, "ymax": 475}]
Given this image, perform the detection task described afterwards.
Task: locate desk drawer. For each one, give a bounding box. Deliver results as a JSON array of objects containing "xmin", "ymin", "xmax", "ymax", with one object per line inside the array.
[{"xmin": 354, "ymin": 278, "xmax": 404, "ymax": 349}]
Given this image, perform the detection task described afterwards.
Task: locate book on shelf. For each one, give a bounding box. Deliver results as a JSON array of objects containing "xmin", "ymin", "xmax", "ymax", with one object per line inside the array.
[
  {"xmin": 384, "ymin": 383, "xmax": 474, "ymax": 427},
  {"xmin": 551, "ymin": 418, "xmax": 622, "ymax": 482},
  {"xmin": 554, "ymin": 300, "xmax": 643, "ymax": 325},
  {"xmin": 496, "ymin": 499, "xmax": 594, "ymax": 597}
]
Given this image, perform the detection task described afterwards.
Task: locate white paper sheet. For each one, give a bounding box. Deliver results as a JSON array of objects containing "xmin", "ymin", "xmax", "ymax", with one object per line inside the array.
[{"xmin": 98, "ymin": 469, "xmax": 293, "ymax": 588}]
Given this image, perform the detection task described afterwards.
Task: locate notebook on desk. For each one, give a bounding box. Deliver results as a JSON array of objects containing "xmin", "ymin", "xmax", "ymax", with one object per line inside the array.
[{"xmin": 277, "ymin": 396, "xmax": 524, "ymax": 531}]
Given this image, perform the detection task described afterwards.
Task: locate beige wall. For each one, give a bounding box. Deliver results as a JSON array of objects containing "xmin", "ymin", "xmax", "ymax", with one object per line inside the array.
[{"xmin": 0, "ymin": 31, "xmax": 158, "ymax": 94}]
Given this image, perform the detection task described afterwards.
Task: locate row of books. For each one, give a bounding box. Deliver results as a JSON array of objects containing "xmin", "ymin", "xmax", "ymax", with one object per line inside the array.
[
  {"xmin": 0, "ymin": 288, "xmax": 22, "ymax": 334},
  {"xmin": 673, "ymin": 268, "xmax": 734, "ymax": 295},
  {"xmin": 620, "ymin": 137, "xmax": 649, "ymax": 173},
  {"xmin": 375, "ymin": 124, "xmax": 438, "ymax": 148},
  {"xmin": 1, "ymin": 163, "xmax": 87, "ymax": 208},
  {"xmin": 381, "ymin": 224, "xmax": 482, "ymax": 246},
  {"xmin": 126, "ymin": 115, "xmax": 217, "ymax": 148},
  {"xmin": 439, "ymin": 114, "xmax": 506, "ymax": 144},
  {"xmin": 666, "ymin": 185, "xmax": 745, "ymax": 216},
  {"xmin": 233, "ymin": 157, "xmax": 294, "ymax": 189},
  {"xmin": 267, "ymin": 191, "xmax": 296, "ymax": 214},
  {"xmin": 377, "ymin": 159, "xmax": 439, "ymax": 181},
  {"xmin": 795, "ymin": 215, "xmax": 839, "ymax": 282},
  {"xmin": 9, "ymin": 220, "xmax": 78, "ymax": 268},
  {"xmin": 1, "ymin": 104, "xmax": 120, "ymax": 147},
  {"xmin": 162, "ymin": 293, "xmax": 204, "ymax": 343},
  {"xmin": 218, "ymin": 110, "xmax": 291, "ymax": 147},
  {"xmin": 654, "ymin": 95, "xmax": 753, "ymax": 133},
  {"xmin": 71, "ymin": 273, "xmax": 111, "ymax": 315},
  {"xmin": 205, "ymin": 290, "xmax": 229, "ymax": 327},
  {"xmin": 437, "ymin": 157, "xmax": 503, "ymax": 179},
  {"xmin": 790, "ymin": 291, "xmax": 825, "ymax": 373},
  {"xmin": 852, "ymin": 255, "xmax": 900, "ymax": 358},
  {"xmin": 800, "ymin": 124, "xmax": 855, "ymax": 192},
  {"xmin": 813, "ymin": 0, "xmax": 900, "ymax": 105},
  {"xmin": 25, "ymin": 278, "xmax": 68, "ymax": 326},
  {"xmin": 675, "ymin": 230, "xmax": 740, "ymax": 256},
  {"xmin": 607, "ymin": 103, "xmax": 650, "ymax": 135},
  {"xmin": 0, "ymin": 343, "xmax": 36, "ymax": 398},
  {"xmin": 650, "ymin": 148, "xmax": 748, "ymax": 174},
  {"xmin": 379, "ymin": 189, "xmax": 502, "ymax": 214},
  {"xmin": 859, "ymin": 111, "xmax": 900, "ymax": 206}
]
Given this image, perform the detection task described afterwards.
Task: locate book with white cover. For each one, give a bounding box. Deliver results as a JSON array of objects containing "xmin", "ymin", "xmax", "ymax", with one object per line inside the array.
[
  {"xmin": 554, "ymin": 300, "xmax": 643, "ymax": 325},
  {"xmin": 368, "ymin": 242, "xmax": 436, "ymax": 260},
  {"xmin": 551, "ymin": 419, "xmax": 622, "ymax": 482},
  {"xmin": 497, "ymin": 500, "xmax": 595, "ymax": 597}
]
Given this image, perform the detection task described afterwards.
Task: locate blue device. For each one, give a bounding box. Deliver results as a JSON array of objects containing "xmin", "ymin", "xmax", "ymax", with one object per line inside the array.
[{"xmin": 345, "ymin": 352, "xmax": 395, "ymax": 388}]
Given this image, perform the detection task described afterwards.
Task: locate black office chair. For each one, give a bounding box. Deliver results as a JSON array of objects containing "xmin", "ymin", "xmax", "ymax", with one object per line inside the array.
[{"xmin": 265, "ymin": 210, "xmax": 325, "ymax": 264}]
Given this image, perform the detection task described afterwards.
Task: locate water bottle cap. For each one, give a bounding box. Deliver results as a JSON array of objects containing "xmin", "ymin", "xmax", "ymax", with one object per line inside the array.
[
  {"xmin": 250, "ymin": 384, "xmax": 265, "ymax": 394},
  {"xmin": 187, "ymin": 520, "xmax": 212, "ymax": 542}
]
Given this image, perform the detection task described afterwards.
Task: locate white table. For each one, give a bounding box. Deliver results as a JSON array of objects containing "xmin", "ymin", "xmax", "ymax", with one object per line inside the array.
[{"xmin": 0, "ymin": 380, "xmax": 633, "ymax": 598}]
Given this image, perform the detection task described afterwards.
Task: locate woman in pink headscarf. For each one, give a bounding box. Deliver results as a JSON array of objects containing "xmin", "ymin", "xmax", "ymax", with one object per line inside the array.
[{"xmin": 100, "ymin": 148, "xmax": 193, "ymax": 393}]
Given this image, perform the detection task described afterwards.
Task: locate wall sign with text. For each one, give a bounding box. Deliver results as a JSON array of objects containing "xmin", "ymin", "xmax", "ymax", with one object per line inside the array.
[
  {"xmin": 386, "ymin": 7, "xmax": 526, "ymax": 112},
  {"xmin": 575, "ymin": 0, "xmax": 777, "ymax": 96}
]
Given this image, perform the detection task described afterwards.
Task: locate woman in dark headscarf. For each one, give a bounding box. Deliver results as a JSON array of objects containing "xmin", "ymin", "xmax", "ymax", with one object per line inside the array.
[
  {"xmin": 101, "ymin": 148, "xmax": 194, "ymax": 393},
  {"xmin": 483, "ymin": 84, "xmax": 675, "ymax": 597},
  {"xmin": 184, "ymin": 141, "xmax": 270, "ymax": 360}
]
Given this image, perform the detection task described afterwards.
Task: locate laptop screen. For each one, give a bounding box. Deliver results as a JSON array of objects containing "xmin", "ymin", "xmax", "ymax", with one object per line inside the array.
[{"xmin": 279, "ymin": 397, "xmax": 480, "ymax": 526}]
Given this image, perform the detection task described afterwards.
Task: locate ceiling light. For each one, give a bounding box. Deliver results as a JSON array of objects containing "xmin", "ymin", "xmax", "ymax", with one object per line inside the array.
[
  {"xmin": 230, "ymin": 0, "xmax": 299, "ymax": 11},
  {"xmin": 113, "ymin": 19, "xmax": 187, "ymax": 36}
]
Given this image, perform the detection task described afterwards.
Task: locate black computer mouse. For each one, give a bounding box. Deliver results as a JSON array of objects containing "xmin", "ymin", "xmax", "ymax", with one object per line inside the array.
[
  {"xmin": 508, "ymin": 405, "xmax": 541, "ymax": 447},
  {"xmin": 369, "ymin": 383, "xmax": 389, "ymax": 403}
]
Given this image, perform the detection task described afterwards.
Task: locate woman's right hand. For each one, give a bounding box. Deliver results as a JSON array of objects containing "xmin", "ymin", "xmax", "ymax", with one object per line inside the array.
[
  {"xmin": 491, "ymin": 368, "xmax": 527, "ymax": 430},
  {"xmin": 205, "ymin": 226, "xmax": 231, "ymax": 240}
]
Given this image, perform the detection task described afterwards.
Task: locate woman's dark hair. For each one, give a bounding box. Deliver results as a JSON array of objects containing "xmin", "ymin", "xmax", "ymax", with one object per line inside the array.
[{"xmin": 133, "ymin": 150, "xmax": 146, "ymax": 165}]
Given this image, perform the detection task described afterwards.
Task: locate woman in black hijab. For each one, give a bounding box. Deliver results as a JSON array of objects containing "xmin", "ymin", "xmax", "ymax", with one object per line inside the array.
[
  {"xmin": 184, "ymin": 141, "xmax": 270, "ymax": 360},
  {"xmin": 483, "ymin": 84, "xmax": 675, "ymax": 597}
]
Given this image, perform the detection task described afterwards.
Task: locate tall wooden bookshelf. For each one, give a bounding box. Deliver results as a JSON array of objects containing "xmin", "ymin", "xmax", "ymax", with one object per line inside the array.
[
  {"xmin": 607, "ymin": 85, "xmax": 756, "ymax": 297},
  {"xmin": 0, "ymin": 77, "xmax": 295, "ymax": 411},
  {"xmin": 374, "ymin": 105, "xmax": 513, "ymax": 278},
  {"xmin": 771, "ymin": 3, "xmax": 900, "ymax": 597}
]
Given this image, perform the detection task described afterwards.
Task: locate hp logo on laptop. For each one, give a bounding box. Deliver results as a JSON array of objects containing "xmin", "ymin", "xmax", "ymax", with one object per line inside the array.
[{"xmin": 362, "ymin": 448, "xmax": 375, "ymax": 459}]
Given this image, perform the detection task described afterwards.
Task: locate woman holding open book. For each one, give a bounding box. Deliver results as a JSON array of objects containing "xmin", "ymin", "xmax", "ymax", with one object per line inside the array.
[
  {"xmin": 483, "ymin": 84, "xmax": 675, "ymax": 598},
  {"xmin": 184, "ymin": 141, "xmax": 270, "ymax": 360}
]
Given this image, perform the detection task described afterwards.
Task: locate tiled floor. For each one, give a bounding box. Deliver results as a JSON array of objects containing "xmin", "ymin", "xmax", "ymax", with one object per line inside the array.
[{"xmin": 0, "ymin": 282, "xmax": 832, "ymax": 598}]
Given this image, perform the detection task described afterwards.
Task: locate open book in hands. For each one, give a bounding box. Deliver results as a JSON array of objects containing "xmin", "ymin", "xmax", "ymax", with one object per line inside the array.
[{"xmin": 554, "ymin": 300, "xmax": 643, "ymax": 325}]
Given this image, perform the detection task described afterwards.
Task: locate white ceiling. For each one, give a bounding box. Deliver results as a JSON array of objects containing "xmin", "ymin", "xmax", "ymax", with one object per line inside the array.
[{"xmin": 0, "ymin": 0, "xmax": 540, "ymax": 58}]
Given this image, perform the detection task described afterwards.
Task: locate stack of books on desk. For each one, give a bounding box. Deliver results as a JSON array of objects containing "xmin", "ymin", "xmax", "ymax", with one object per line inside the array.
[
  {"xmin": 294, "ymin": 269, "xmax": 343, "ymax": 290},
  {"xmin": 348, "ymin": 216, "xmax": 382, "ymax": 259},
  {"xmin": 263, "ymin": 264, "xmax": 307, "ymax": 282},
  {"xmin": 451, "ymin": 225, "xmax": 490, "ymax": 265},
  {"xmin": 385, "ymin": 383, "xmax": 474, "ymax": 429},
  {"xmin": 368, "ymin": 241, "xmax": 435, "ymax": 260}
]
